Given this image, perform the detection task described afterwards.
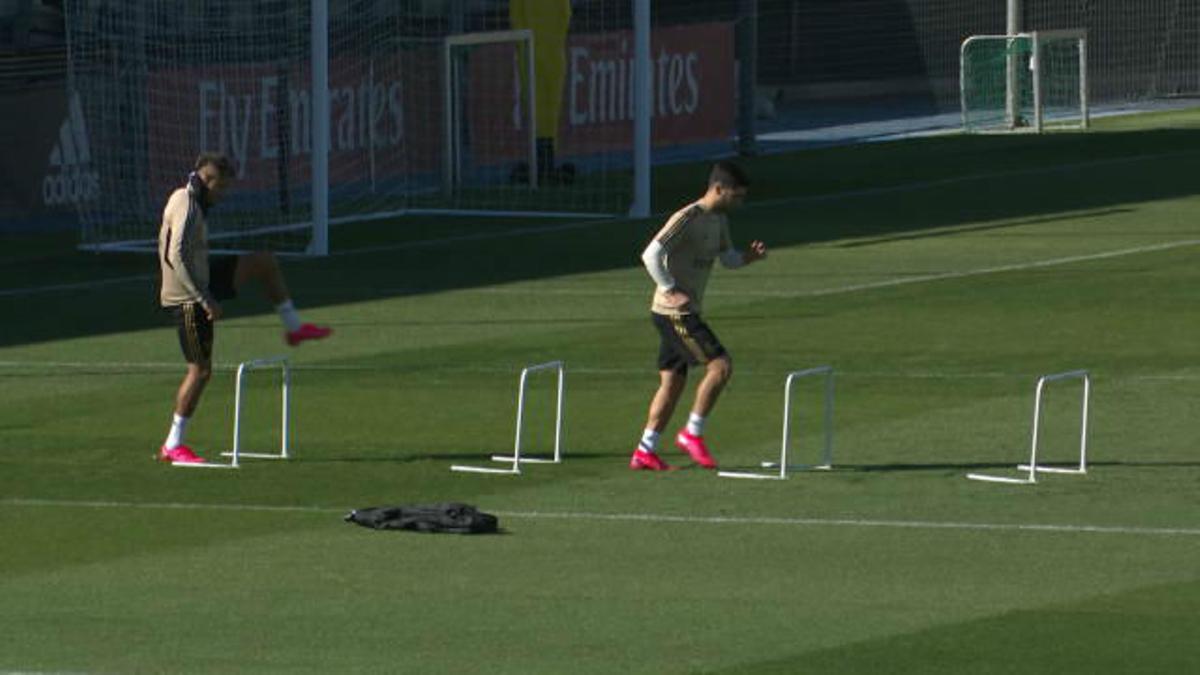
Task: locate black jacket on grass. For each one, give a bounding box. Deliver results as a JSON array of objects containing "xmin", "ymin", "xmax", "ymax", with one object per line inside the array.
[{"xmin": 344, "ymin": 503, "xmax": 499, "ymax": 534}]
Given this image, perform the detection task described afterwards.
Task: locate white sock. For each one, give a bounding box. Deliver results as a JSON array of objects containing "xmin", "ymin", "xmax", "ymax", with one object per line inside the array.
[
  {"xmin": 638, "ymin": 428, "xmax": 660, "ymax": 454},
  {"xmin": 276, "ymin": 299, "xmax": 302, "ymax": 332},
  {"xmin": 165, "ymin": 414, "xmax": 188, "ymax": 449},
  {"xmin": 686, "ymin": 413, "xmax": 706, "ymax": 437}
]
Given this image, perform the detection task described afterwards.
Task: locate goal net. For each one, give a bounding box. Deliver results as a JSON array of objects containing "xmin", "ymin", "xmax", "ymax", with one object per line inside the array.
[
  {"xmin": 64, "ymin": 1, "xmax": 649, "ymax": 255},
  {"xmin": 961, "ymin": 30, "xmax": 1088, "ymax": 134}
]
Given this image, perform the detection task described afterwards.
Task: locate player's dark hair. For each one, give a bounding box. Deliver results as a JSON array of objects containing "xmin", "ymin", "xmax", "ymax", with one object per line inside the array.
[
  {"xmin": 194, "ymin": 152, "xmax": 235, "ymax": 178},
  {"xmin": 708, "ymin": 160, "xmax": 749, "ymax": 189}
]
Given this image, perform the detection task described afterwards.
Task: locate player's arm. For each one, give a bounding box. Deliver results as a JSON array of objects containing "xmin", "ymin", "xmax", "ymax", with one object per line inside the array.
[
  {"xmin": 164, "ymin": 194, "xmax": 219, "ymax": 316},
  {"xmin": 720, "ymin": 241, "xmax": 767, "ymax": 268},
  {"xmin": 718, "ymin": 218, "xmax": 767, "ymax": 268},
  {"xmin": 641, "ymin": 239, "xmax": 690, "ymax": 309}
]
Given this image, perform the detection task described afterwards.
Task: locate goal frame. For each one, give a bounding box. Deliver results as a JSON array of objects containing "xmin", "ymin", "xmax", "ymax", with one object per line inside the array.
[
  {"xmin": 960, "ymin": 29, "xmax": 1090, "ymax": 134},
  {"xmin": 444, "ymin": 29, "xmax": 539, "ymax": 195},
  {"xmin": 70, "ymin": 0, "xmax": 654, "ymax": 257}
]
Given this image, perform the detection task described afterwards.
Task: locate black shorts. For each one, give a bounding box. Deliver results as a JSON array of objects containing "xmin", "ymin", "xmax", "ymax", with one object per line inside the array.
[
  {"xmin": 167, "ymin": 302, "xmax": 214, "ymax": 364},
  {"xmin": 652, "ymin": 312, "xmax": 728, "ymax": 373},
  {"xmin": 162, "ymin": 257, "xmax": 238, "ymax": 364}
]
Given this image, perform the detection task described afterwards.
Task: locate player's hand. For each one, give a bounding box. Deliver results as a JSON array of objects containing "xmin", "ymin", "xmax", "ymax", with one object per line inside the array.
[
  {"xmin": 661, "ymin": 288, "xmax": 691, "ymax": 311},
  {"xmin": 204, "ymin": 301, "xmax": 223, "ymax": 321},
  {"xmin": 744, "ymin": 240, "xmax": 768, "ymax": 264}
]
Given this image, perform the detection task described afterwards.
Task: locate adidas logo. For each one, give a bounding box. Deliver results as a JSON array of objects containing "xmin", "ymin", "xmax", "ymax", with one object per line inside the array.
[{"xmin": 42, "ymin": 91, "xmax": 100, "ymax": 206}]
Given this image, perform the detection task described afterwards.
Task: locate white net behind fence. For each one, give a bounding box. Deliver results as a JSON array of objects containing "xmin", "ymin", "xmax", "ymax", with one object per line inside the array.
[{"xmin": 65, "ymin": 0, "xmax": 656, "ymax": 254}]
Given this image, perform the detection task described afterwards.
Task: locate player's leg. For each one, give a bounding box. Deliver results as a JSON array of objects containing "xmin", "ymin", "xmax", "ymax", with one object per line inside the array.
[
  {"xmin": 173, "ymin": 361, "xmax": 212, "ymax": 419},
  {"xmin": 631, "ymin": 315, "xmax": 690, "ymax": 470},
  {"xmin": 690, "ymin": 354, "xmax": 733, "ymax": 420},
  {"xmin": 631, "ymin": 369, "xmax": 686, "ymax": 471},
  {"xmin": 159, "ymin": 302, "xmax": 213, "ymax": 464},
  {"xmin": 221, "ymin": 252, "xmax": 332, "ymax": 346},
  {"xmin": 231, "ymin": 250, "xmax": 288, "ymax": 304},
  {"xmin": 645, "ymin": 369, "xmax": 688, "ymax": 433},
  {"xmin": 671, "ymin": 315, "xmax": 729, "ymax": 469}
]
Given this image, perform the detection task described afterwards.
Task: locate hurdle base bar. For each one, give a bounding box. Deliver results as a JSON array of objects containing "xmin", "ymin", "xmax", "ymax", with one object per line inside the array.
[
  {"xmin": 966, "ymin": 472, "xmax": 1036, "ymax": 484},
  {"xmin": 717, "ymin": 470, "xmax": 785, "ymax": 480},
  {"xmin": 451, "ymin": 464, "xmax": 520, "ymax": 475},
  {"xmin": 717, "ymin": 462, "xmax": 831, "ymax": 480},
  {"xmin": 176, "ymin": 450, "xmax": 288, "ymax": 469},
  {"xmin": 490, "ymin": 455, "xmax": 559, "ymax": 464},
  {"xmin": 762, "ymin": 461, "xmax": 833, "ymax": 471},
  {"xmin": 1017, "ymin": 464, "xmax": 1086, "ymax": 474},
  {"xmin": 172, "ymin": 460, "xmax": 238, "ymax": 469}
]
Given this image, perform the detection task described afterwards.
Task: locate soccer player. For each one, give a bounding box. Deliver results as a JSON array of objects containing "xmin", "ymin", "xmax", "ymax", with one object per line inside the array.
[
  {"xmin": 157, "ymin": 153, "xmax": 331, "ymax": 464},
  {"xmin": 630, "ymin": 161, "xmax": 767, "ymax": 471}
]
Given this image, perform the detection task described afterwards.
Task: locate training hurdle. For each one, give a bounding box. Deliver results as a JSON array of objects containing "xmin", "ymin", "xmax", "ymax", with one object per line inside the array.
[
  {"xmin": 719, "ymin": 365, "xmax": 834, "ymax": 480},
  {"xmin": 452, "ymin": 360, "xmax": 565, "ymax": 475},
  {"xmin": 967, "ymin": 369, "xmax": 1090, "ymax": 485},
  {"xmin": 173, "ymin": 356, "xmax": 291, "ymax": 469}
]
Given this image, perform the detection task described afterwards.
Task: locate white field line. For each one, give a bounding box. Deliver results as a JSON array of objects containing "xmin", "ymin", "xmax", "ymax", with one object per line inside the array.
[
  {"xmin": 5, "ymin": 234, "xmax": 1194, "ymax": 309},
  {"xmin": 0, "ymin": 274, "xmax": 152, "ymax": 298},
  {"xmin": 6, "ymin": 149, "xmax": 1197, "ymax": 299},
  {"xmin": 459, "ymin": 238, "xmax": 1200, "ymax": 299},
  {"xmin": 3, "ymin": 498, "xmax": 1200, "ymax": 538},
  {"xmin": 0, "ymin": 666, "xmax": 94, "ymax": 675},
  {"xmin": 1, "ymin": 360, "xmax": 1198, "ymax": 382},
  {"xmin": 772, "ymin": 237, "xmax": 1200, "ymax": 299}
]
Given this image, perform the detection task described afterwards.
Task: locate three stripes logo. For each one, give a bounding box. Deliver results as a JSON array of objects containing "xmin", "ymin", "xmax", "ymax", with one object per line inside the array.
[{"xmin": 42, "ymin": 91, "xmax": 100, "ymax": 206}]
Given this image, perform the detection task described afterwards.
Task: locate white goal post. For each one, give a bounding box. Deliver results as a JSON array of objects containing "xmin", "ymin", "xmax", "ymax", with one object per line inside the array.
[
  {"xmin": 961, "ymin": 29, "xmax": 1089, "ymax": 134},
  {"xmin": 64, "ymin": 0, "xmax": 654, "ymax": 256},
  {"xmin": 444, "ymin": 30, "xmax": 537, "ymax": 196}
]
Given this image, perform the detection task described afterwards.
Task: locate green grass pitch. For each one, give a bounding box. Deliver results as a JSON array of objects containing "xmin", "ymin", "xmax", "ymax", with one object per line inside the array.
[{"xmin": 2, "ymin": 109, "xmax": 1199, "ymax": 673}]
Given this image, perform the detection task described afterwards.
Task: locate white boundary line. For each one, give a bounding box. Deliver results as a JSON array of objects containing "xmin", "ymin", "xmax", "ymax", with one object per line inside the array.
[
  {"xmin": 428, "ymin": 238, "xmax": 1200, "ymax": 299},
  {"xmin": 2, "ymin": 360, "xmax": 1198, "ymax": 382},
  {"xmin": 3, "ymin": 498, "xmax": 1199, "ymax": 538},
  {"xmin": 789, "ymin": 238, "xmax": 1200, "ymax": 299},
  {"xmin": 5, "ymin": 235, "xmax": 1197, "ymax": 307},
  {"xmin": 501, "ymin": 510, "xmax": 1200, "ymax": 538},
  {"xmin": 0, "ymin": 274, "xmax": 153, "ymax": 298},
  {"xmin": 0, "ymin": 671, "xmax": 92, "ymax": 675}
]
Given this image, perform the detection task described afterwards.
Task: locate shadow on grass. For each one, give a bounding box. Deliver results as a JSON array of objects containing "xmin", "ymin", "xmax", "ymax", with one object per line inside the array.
[
  {"xmin": 709, "ymin": 579, "xmax": 1200, "ymax": 675},
  {"xmin": 4, "ymin": 125, "xmax": 1200, "ymax": 349},
  {"xmin": 832, "ymin": 207, "xmax": 1136, "ymax": 248}
]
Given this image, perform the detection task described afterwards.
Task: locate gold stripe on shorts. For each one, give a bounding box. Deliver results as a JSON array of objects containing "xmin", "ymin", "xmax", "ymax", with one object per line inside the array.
[
  {"xmin": 670, "ymin": 315, "xmax": 710, "ymax": 364},
  {"xmin": 183, "ymin": 302, "xmax": 202, "ymax": 362}
]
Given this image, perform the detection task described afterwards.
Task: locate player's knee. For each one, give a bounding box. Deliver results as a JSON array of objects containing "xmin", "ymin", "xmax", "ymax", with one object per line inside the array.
[
  {"xmin": 709, "ymin": 356, "xmax": 733, "ymax": 383},
  {"xmin": 660, "ymin": 370, "xmax": 687, "ymax": 394},
  {"xmin": 190, "ymin": 363, "xmax": 213, "ymax": 382}
]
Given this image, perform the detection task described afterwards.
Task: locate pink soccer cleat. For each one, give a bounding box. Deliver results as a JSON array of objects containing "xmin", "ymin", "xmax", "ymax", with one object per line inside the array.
[
  {"xmin": 675, "ymin": 430, "xmax": 717, "ymax": 469},
  {"xmin": 629, "ymin": 449, "xmax": 673, "ymax": 471},
  {"xmin": 158, "ymin": 444, "xmax": 206, "ymax": 464},
  {"xmin": 286, "ymin": 323, "xmax": 332, "ymax": 346}
]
